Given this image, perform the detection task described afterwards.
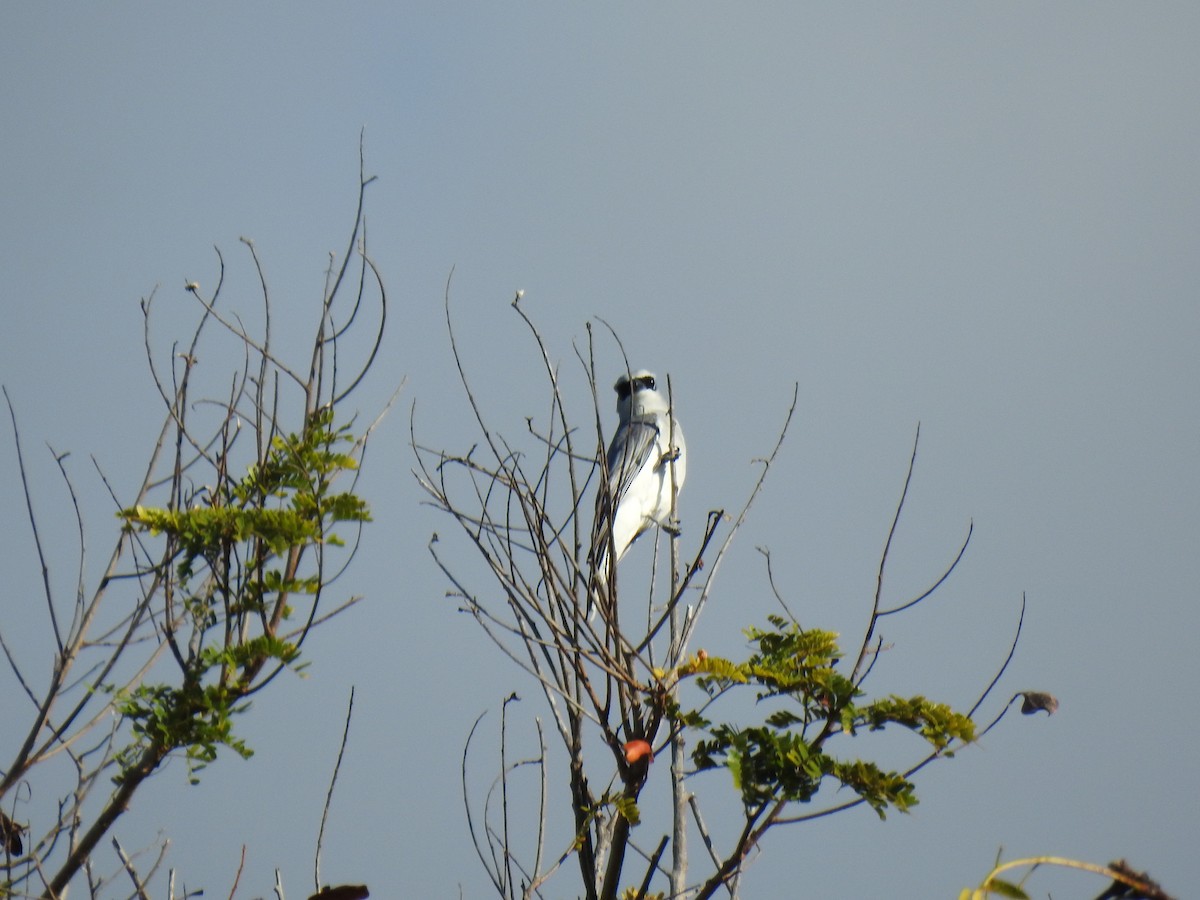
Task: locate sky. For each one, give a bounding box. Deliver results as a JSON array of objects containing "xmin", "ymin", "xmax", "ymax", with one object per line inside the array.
[{"xmin": 2, "ymin": 4, "xmax": 1198, "ymax": 898}]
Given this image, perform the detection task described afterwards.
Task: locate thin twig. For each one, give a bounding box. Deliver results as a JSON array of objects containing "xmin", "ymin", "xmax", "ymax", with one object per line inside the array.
[
  {"xmin": 315, "ymin": 686, "xmax": 356, "ymax": 893},
  {"xmin": 111, "ymin": 837, "xmax": 152, "ymax": 900},
  {"xmin": 850, "ymin": 423, "xmax": 920, "ymax": 684},
  {"xmin": 679, "ymin": 383, "xmax": 799, "ymax": 652},
  {"xmin": 878, "ymin": 520, "xmax": 973, "ymax": 617},
  {"xmin": 228, "ymin": 844, "xmax": 247, "ymax": 900},
  {"xmin": 4, "ymin": 386, "xmax": 64, "ymax": 652}
]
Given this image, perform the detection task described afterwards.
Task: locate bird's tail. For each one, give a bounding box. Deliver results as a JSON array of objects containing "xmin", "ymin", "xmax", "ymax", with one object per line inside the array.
[{"xmin": 585, "ymin": 549, "xmax": 610, "ymax": 622}]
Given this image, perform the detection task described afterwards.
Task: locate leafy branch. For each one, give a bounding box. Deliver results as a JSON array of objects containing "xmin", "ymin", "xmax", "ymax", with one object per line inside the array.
[
  {"xmin": 1, "ymin": 148, "xmax": 387, "ymax": 898},
  {"xmin": 423, "ymin": 298, "xmax": 1042, "ymax": 899},
  {"xmin": 688, "ymin": 616, "xmax": 975, "ymax": 817}
]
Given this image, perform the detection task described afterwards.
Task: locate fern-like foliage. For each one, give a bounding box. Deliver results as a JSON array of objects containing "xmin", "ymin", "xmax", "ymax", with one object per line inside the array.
[
  {"xmin": 685, "ymin": 615, "xmax": 975, "ymax": 818},
  {"xmin": 114, "ymin": 407, "xmax": 369, "ymax": 782}
]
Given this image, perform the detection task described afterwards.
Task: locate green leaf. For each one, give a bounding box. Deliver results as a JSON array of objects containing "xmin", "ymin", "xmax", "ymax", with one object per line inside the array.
[
  {"xmin": 853, "ymin": 695, "xmax": 976, "ymax": 750},
  {"xmin": 825, "ymin": 758, "xmax": 917, "ymax": 819},
  {"xmin": 613, "ymin": 795, "xmax": 641, "ymax": 826},
  {"xmin": 681, "ymin": 616, "xmax": 978, "ymax": 821}
]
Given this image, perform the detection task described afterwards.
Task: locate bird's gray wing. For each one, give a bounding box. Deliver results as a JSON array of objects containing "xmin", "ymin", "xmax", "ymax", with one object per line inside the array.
[
  {"xmin": 591, "ymin": 416, "xmax": 661, "ymax": 567},
  {"xmin": 605, "ymin": 416, "xmax": 661, "ymax": 503}
]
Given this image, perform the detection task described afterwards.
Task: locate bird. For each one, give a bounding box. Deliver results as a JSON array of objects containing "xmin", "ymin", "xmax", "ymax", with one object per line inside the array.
[{"xmin": 589, "ymin": 369, "xmax": 687, "ymax": 615}]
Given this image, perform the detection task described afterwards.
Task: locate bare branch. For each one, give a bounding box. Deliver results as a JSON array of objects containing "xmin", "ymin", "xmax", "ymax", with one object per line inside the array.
[
  {"xmin": 679, "ymin": 382, "xmax": 799, "ymax": 653},
  {"xmin": 850, "ymin": 423, "xmax": 920, "ymax": 685},
  {"xmin": 227, "ymin": 845, "xmax": 247, "ymax": 900},
  {"xmin": 878, "ymin": 519, "xmax": 973, "ymax": 617},
  {"xmin": 112, "ymin": 837, "xmax": 152, "ymax": 900},
  {"xmin": 315, "ymin": 687, "xmax": 356, "ymax": 894},
  {"xmin": 4, "ymin": 386, "xmax": 65, "ymax": 652}
]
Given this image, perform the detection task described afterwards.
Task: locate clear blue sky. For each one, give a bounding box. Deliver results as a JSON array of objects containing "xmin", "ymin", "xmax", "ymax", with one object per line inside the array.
[{"xmin": 2, "ymin": 5, "xmax": 1197, "ymax": 897}]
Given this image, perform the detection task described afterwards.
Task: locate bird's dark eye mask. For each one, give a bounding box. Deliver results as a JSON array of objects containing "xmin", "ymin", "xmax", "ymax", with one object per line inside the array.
[{"xmin": 615, "ymin": 375, "xmax": 656, "ymax": 399}]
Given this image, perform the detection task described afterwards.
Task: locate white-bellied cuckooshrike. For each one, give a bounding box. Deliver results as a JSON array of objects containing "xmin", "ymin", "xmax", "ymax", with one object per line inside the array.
[{"xmin": 590, "ymin": 369, "xmax": 687, "ymax": 610}]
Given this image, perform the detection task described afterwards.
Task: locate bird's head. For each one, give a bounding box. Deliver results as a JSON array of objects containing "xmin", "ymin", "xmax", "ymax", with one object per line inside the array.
[{"xmin": 614, "ymin": 369, "xmax": 668, "ymax": 420}]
